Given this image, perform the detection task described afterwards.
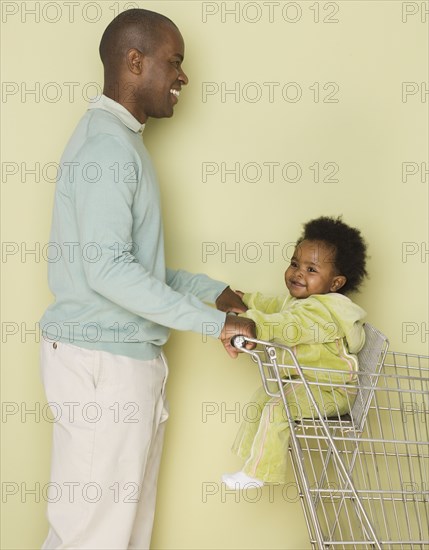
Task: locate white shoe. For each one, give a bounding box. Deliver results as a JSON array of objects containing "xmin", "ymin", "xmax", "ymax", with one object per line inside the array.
[{"xmin": 221, "ymin": 471, "xmax": 264, "ymax": 490}]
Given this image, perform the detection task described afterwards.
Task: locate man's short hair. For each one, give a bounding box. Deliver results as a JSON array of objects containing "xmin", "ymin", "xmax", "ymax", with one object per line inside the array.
[{"xmin": 99, "ymin": 9, "xmax": 178, "ymax": 69}]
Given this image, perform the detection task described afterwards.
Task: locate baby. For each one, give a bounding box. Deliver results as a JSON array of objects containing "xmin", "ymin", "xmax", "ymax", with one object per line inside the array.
[{"xmin": 222, "ymin": 216, "xmax": 368, "ymax": 489}]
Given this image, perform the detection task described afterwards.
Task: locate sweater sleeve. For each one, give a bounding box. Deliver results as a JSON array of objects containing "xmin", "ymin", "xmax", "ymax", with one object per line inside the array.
[
  {"xmin": 69, "ymin": 134, "xmax": 226, "ymax": 337},
  {"xmin": 166, "ymin": 269, "xmax": 228, "ymax": 303}
]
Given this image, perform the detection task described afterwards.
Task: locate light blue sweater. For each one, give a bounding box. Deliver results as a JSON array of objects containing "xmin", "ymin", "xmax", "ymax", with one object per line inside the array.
[{"xmin": 40, "ymin": 96, "xmax": 227, "ymax": 360}]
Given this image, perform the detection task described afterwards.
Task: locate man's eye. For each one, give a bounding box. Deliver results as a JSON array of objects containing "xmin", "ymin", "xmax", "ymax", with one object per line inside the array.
[{"xmin": 171, "ymin": 60, "xmax": 181, "ymax": 68}]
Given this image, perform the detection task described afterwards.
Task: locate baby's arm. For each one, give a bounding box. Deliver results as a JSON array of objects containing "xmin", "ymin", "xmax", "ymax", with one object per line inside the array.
[
  {"xmin": 242, "ymin": 292, "xmax": 287, "ymax": 314},
  {"xmin": 243, "ymin": 298, "xmax": 343, "ymax": 345}
]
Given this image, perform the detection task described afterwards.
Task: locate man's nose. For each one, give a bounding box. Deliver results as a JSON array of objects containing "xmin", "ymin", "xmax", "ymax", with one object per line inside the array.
[{"xmin": 179, "ymin": 68, "xmax": 189, "ymax": 86}]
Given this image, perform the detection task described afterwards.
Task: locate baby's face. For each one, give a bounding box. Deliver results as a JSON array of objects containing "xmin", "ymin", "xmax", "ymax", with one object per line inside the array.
[{"xmin": 284, "ymin": 240, "xmax": 346, "ymax": 299}]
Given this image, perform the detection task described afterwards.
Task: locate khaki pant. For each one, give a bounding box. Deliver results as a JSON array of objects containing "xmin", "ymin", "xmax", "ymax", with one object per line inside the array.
[{"xmin": 40, "ymin": 339, "xmax": 169, "ymax": 549}]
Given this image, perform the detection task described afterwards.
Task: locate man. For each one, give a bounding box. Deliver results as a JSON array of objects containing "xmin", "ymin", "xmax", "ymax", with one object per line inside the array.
[{"xmin": 40, "ymin": 8, "xmax": 255, "ymax": 549}]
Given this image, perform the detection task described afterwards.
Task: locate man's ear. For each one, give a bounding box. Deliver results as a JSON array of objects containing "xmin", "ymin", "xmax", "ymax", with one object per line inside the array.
[
  {"xmin": 330, "ymin": 275, "xmax": 346, "ymax": 293},
  {"xmin": 126, "ymin": 48, "xmax": 144, "ymax": 75}
]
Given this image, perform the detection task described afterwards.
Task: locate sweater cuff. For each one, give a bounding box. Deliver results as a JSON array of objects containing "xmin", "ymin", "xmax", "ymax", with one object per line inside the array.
[{"xmin": 202, "ymin": 309, "xmax": 227, "ymax": 339}]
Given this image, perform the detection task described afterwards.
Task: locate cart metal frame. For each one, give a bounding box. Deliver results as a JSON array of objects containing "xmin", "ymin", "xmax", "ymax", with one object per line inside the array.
[{"xmin": 233, "ymin": 324, "xmax": 429, "ymax": 549}]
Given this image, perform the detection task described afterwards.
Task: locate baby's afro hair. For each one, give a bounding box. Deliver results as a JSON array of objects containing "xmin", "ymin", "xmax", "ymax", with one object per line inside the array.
[{"xmin": 297, "ymin": 216, "xmax": 368, "ymax": 294}]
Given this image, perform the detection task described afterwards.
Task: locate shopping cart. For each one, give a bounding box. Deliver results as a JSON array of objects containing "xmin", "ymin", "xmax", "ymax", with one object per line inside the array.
[{"xmin": 232, "ymin": 324, "xmax": 429, "ymax": 549}]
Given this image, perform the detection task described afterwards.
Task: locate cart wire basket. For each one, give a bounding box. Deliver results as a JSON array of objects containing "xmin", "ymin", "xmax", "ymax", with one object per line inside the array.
[{"xmin": 233, "ymin": 323, "xmax": 429, "ymax": 549}]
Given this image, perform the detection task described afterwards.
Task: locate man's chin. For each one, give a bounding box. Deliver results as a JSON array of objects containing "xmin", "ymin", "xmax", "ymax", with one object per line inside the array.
[{"xmin": 151, "ymin": 110, "xmax": 174, "ymax": 120}]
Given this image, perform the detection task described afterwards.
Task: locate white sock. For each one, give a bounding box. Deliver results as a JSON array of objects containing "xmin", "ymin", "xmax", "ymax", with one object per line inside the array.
[{"xmin": 221, "ymin": 471, "xmax": 264, "ymax": 490}]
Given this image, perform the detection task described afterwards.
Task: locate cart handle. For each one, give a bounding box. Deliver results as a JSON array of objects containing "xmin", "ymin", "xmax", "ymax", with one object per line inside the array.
[
  {"xmin": 231, "ymin": 334, "xmax": 247, "ymax": 349},
  {"xmin": 230, "ymin": 334, "xmax": 264, "ymax": 352}
]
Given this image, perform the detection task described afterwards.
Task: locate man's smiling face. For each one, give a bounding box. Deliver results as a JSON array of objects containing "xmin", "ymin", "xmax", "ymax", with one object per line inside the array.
[{"xmin": 134, "ymin": 24, "xmax": 189, "ymax": 122}]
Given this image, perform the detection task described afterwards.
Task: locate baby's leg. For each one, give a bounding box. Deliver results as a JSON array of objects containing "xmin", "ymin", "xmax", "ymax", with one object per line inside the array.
[
  {"xmin": 223, "ymin": 386, "xmax": 276, "ymax": 489},
  {"xmin": 241, "ymin": 382, "xmax": 351, "ymax": 483},
  {"xmin": 240, "ymin": 389, "xmax": 293, "ymax": 483},
  {"xmin": 290, "ymin": 383, "xmax": 352, "ymax": 421},
  {"xmin": 231, "ymin": 385, "xmax": 272, "ymax": 460}
]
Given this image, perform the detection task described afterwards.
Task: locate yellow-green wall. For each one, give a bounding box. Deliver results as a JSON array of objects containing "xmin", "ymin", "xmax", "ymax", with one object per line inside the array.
[{"xmin": 1, "ymin": 1, "xmax": 428, "ymax": 549}]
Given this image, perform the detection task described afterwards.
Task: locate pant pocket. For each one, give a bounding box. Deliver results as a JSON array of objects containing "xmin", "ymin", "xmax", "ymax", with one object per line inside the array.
[
  {"xmin": 160, "ymin": 353, "xmax": 169, "ymax": 423},
  {"xmin": 92, "ymin": 353, "xmax": 103, "ymax": 390}
]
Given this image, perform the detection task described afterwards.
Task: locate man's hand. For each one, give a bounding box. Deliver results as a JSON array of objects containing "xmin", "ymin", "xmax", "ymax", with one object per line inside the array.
[
  {"xmin": 216, "ymin": 286, "xmax": 247, "ymax": 314},
  {"xmin": 220, "ymin": 314, "xmax": 256, "ymax": 358}
]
